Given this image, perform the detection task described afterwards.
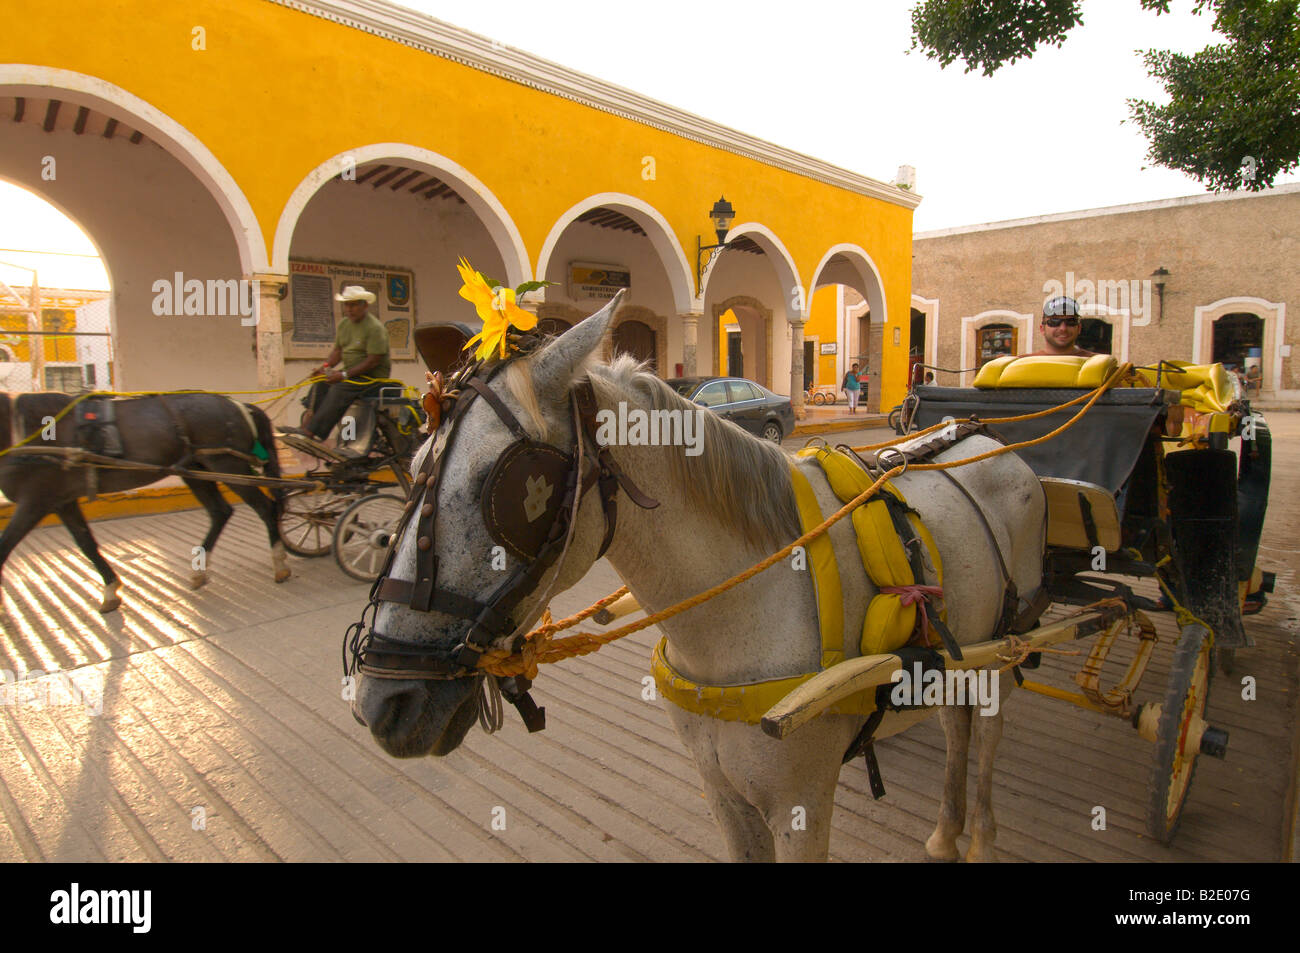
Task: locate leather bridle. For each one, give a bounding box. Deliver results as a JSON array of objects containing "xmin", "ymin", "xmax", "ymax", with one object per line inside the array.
[{"xmin": 343, "ymin": 348, "xmax": 658, "ymax": 731}]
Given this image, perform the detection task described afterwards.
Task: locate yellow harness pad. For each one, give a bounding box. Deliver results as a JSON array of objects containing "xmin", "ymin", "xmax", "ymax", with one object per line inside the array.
[
  {"xmin": 650, "ymin": 448, "xmax": 946, "ymax": 725},
  {"xmin": 799, "ymin": 445, "xmax": 945, "ymax": 656}
]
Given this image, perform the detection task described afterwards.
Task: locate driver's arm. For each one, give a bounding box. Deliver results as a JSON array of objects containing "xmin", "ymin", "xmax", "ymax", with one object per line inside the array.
[
  {"xmin": 346, "ymin": 353, "xmax": 383, "ymax": 379},
  {"xmin": 318, "ymin": 345, "xmax": 342, "ymax": 374}
]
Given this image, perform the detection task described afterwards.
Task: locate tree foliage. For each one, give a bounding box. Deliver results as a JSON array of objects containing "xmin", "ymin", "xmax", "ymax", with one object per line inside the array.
[{"xmin": 910, "ymin": 0, "xmax": 1300, "ymax": 190}]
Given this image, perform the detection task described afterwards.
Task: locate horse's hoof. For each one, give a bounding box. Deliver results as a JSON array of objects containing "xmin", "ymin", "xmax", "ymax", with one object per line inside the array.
[
  {"xmin": 99, "ymin": 596, "xmax": 122, "ymax": 614},
  {"xmin": 924, "ymin": 852, "xmax": 959, "ymax": 863},
  {"xmin": 188, "ymin": 572, "xmax": 209, "ymax": 590},
  {"xmin": 274, "ymin": 569, "xmax": 292, "ymax": 583}
]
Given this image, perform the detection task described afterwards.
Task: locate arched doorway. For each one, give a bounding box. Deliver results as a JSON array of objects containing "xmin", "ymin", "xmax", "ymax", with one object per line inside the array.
[
  {"xmin": 280, "ymin": 152, "xmax": 521, "ymax": 393},
  {"xmin": 808, "ymin": 245, "xmax": 890, "ymax": 411},
  {"xmin": 1212, "ymin": 312, "xmax": 1264, "ymax": 378},
  {"xmin": 535, "ymin": 198, "xmax": 678, "ymax": 376},
  {"xmin": 713, "ymin": 297, "xmax": 772, "ymax": 387},
  {"xmin": 0, "ymin": 80, "xmax": 251, "ymax": 391},
  {"xmin": 613, "ymin": 319, "xmax": 656, "ymax": 370}
]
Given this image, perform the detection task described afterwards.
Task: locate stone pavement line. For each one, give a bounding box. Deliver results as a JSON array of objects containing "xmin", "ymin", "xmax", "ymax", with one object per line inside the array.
[{"xmin": 1, "ymin": 414, "xmax": 1297, "ymax": 862}]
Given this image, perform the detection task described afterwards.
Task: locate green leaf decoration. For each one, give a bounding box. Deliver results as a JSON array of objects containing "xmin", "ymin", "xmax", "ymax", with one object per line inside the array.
[
  {"xmin": 483, "ymin": 276, "xmax": 502, "ymax": 289},
  {"xmin": 514, "ymin": 280, "xmax": 557, "ymax": 295}
]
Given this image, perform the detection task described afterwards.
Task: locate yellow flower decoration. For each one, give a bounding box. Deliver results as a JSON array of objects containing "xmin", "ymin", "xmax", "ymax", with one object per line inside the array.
[{"xmin": 457, "ymin": 257, "xmax": 546, "ymax": 361}]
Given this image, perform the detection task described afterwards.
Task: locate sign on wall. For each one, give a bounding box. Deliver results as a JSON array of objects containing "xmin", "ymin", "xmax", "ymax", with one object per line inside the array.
[
  {"xmin": 569, "ymin": 262, "xmax": 630, "ymax": 302},
  {"xmin": 285, "ymin": 259, "xmax": 415, "ymax": 361},
  {"xmin": 820, "ymin": 342, "xmax": 837, "ymax": 355}
]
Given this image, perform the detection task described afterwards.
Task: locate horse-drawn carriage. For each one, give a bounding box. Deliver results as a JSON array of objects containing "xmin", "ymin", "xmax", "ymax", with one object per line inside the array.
[
  {"xmin": 343, "ymin": 288, "xmax": 1274, "ymax": 859},
  {"xmin": 855, "ymin": 355, "xmax": 1272, "ymax": 842},
  {"xmin": 275, "ymin": 324, "xmax": 482, "ymax": 579}
]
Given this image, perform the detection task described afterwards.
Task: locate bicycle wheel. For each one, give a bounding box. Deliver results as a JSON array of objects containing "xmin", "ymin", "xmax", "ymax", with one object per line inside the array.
[{"xmin": 333, "ymin": 493, "xmax": 407, "ymax": 581}]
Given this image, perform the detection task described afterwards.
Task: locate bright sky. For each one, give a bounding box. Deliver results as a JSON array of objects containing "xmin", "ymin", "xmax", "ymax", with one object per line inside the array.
[{"xmin": 3, "ymin": 0, "xmax": 1296, "ymax": 289}]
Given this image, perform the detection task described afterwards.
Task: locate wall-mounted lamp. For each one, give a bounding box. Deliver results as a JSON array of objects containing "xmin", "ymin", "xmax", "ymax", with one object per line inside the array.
[
  {"xmin": 1150, "ymin": 266, "xmax": 1169, "ymax": 324},
  {"xmin": 696, "ymin": 196, "xmax": 736, "ymax": 294}
]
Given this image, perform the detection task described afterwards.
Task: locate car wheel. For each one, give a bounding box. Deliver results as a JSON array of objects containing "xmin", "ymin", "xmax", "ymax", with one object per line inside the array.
[{"xmin": 762, "ymin": 421, "xmax": 782, "ymax": 442}]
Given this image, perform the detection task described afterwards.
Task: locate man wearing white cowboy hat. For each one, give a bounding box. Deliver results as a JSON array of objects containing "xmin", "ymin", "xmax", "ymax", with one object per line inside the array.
[{"xmin": 292, "ymin": 284, "xmax": 392, "ymax": 442}]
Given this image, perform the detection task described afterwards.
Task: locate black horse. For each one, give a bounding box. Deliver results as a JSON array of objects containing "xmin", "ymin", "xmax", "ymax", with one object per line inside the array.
[{"xmin": 0, "ymin": 391, "xmax": 290, "ymax": 613}]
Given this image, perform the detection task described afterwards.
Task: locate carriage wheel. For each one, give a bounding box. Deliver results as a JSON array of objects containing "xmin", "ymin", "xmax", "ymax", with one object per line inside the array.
[
  {"xmin": 1145, "ymin": 623, "xmax": 1218, "ymax": 844},
  {"xmin": 333, "ymin": 493, "xmax": 407, "ymax": 581},
  {"xmin": 279, "ymin": 488, "xmax": 362, "ymax": 557},
  {"xmin": 888, "ymin": 407, "xmax": 903, "ymax": 435},
  {"xmin": 812, "ymin": 393, "xmax": 825, "ymax": 405}
]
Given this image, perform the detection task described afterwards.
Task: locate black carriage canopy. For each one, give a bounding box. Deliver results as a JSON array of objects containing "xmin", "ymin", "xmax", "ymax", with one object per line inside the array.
[{"xmin": 910, "ymin": 386, "xmax": 1179, "ymax": 494}]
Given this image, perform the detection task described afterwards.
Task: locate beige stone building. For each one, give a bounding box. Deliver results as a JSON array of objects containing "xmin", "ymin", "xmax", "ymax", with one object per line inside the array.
[{"xmin": 911, "ymin": 184, "xmax": 1300, "ymax": 407}]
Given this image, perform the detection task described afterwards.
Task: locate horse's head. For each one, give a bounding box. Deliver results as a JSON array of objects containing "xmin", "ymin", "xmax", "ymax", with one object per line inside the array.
[{"xmin": 350, "ymin": 292, "xmax": 627, "ymax": 758}]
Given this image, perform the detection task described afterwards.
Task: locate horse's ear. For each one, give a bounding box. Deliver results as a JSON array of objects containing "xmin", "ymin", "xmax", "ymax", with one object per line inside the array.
[{"xmin": 529, "ymin": 289, "xmax": 625, "ymax": 396}]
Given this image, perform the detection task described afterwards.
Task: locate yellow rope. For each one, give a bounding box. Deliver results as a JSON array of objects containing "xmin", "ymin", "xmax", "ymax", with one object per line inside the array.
[{"xmin": 477, "ymin": 363, "xmax": 1134, "ymax": 678}]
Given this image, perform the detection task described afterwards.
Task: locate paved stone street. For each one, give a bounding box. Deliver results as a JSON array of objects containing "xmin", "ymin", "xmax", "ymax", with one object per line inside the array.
[{"xmin": 1, "ymin": 416, "xmax": 1297, "ymax": 862}]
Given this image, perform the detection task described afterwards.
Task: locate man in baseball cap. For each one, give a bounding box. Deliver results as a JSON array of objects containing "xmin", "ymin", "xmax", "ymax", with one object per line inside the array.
[
  {"xmin": 1035, "ymin": 296, "xmax": 1094, "ymax": 357},
  {"xmin": 290, "ymin": 284, "xmax": 392, "ymax": 443}
]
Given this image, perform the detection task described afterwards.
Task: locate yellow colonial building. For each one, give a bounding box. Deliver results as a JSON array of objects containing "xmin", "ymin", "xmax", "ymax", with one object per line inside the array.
[{"xmin": 1, "ymin": 0, "xmax": 919, "ymax": 415}]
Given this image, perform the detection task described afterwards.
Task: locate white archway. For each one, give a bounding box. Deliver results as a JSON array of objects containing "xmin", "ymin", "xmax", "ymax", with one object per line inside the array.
[
  {"xmin": 708, "ymin": 222, "xmax": 802, "ymax": 319},
  {"xmin": 809, "ymin": 242, "xmax": 888, "ymax": 331},
  {"xmin": 0, "ymin": 65, "xmax": 267, "ymax": 275},
  {"xmin": 535, "ymin": 193, "xmax": 694, "ymax": 314},
  {"xmin": 961, "ymin": 309, "xmax": 1034, "ymax": 385},
  {"xmin": 272, "ymin": 144, "xmax": 531, "ymax": 285},
  {"xmin": 1192, "ymin": 295, "xmax": 1286, "ymax": 396}
]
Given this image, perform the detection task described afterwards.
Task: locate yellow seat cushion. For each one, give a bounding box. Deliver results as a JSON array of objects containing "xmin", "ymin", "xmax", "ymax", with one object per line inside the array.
[{"xmin": 974, "ymin": 354, "xmax": 1118, "ymax": 389}]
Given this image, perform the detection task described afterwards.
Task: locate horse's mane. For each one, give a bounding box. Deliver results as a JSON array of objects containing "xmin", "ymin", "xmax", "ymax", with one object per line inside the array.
[{"xmin": 508, "ymin": 353, "xmax": 799, "ymax": 551}]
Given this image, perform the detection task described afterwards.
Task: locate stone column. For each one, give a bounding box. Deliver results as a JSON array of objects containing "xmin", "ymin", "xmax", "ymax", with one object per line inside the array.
[
  {"xmin": 680, "ymin": 313, "xmax": 701, "ymax": 376},
  {"xmin": 790, "ymin": 320, "xmax": 807, "ymax": 419},
  {"xmin": 253, "ymin": 274, "xmax": 288, "ymax": 389}
]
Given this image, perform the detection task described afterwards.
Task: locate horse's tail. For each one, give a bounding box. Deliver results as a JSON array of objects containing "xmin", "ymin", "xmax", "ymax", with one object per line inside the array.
[{"xmin": 247, "ymin": 403, "xmax": 284, "ymax": 508}]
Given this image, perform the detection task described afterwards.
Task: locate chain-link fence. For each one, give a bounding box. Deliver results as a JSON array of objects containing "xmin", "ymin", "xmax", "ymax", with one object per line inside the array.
[{"xmin": 0, "ymin": 329, "xmax": 114, "ymax": 392}]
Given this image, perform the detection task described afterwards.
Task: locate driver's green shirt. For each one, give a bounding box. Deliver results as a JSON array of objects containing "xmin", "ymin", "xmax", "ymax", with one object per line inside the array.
[{"xmin": 336, "ymin": 312, "xmax": 391, "ymax": 379}]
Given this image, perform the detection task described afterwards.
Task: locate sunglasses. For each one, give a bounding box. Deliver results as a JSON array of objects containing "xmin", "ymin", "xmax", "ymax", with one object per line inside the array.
[{"xmin": 1043, "ymin": 317, "xmax": 1079, "ymax": 328}]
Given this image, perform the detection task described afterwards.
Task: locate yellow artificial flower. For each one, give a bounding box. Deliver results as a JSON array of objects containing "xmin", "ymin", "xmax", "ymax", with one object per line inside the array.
[{"xmin": 458, "ymin": 258, "xmax": 540, "ymax": 361}]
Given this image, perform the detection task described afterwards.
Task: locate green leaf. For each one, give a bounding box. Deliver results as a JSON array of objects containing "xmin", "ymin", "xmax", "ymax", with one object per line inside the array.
[
  {"xmin": 514, "ymin": 280, "xmax": 557, "ymax": 295},
  {"xmin": 483, "ymin": 277, "xmax": 502, "ymax": 289}
]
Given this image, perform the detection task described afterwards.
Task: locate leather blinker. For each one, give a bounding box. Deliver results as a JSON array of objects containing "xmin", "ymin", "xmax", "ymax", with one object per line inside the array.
[{"xmin": 481, "ymin": 439, "xmax": 575, "ymax": 561}]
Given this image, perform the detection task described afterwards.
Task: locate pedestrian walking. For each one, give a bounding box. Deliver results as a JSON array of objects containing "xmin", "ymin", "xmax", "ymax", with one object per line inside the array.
[{"xmin": 842, "ymin": 362, "xmax": 862, "ymax": 414}]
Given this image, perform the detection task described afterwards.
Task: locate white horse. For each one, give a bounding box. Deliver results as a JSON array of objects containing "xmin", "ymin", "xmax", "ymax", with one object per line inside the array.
[{"xmin": 353, "ymin": 296, "xmax": 1046, "ymax": 862}]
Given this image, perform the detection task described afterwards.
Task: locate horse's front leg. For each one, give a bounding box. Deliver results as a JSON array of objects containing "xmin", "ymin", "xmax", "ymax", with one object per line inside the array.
[
  {"xmin": 926, "ymin": 704, "xmax": 972, "ymax": 861},
  {"xmin": 56, "ymin": 502, "xmax": 121, "ymax": 613},
  {"xmin": 741, "ymin": 717, "xmax": 855, "ymax": 863}
]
